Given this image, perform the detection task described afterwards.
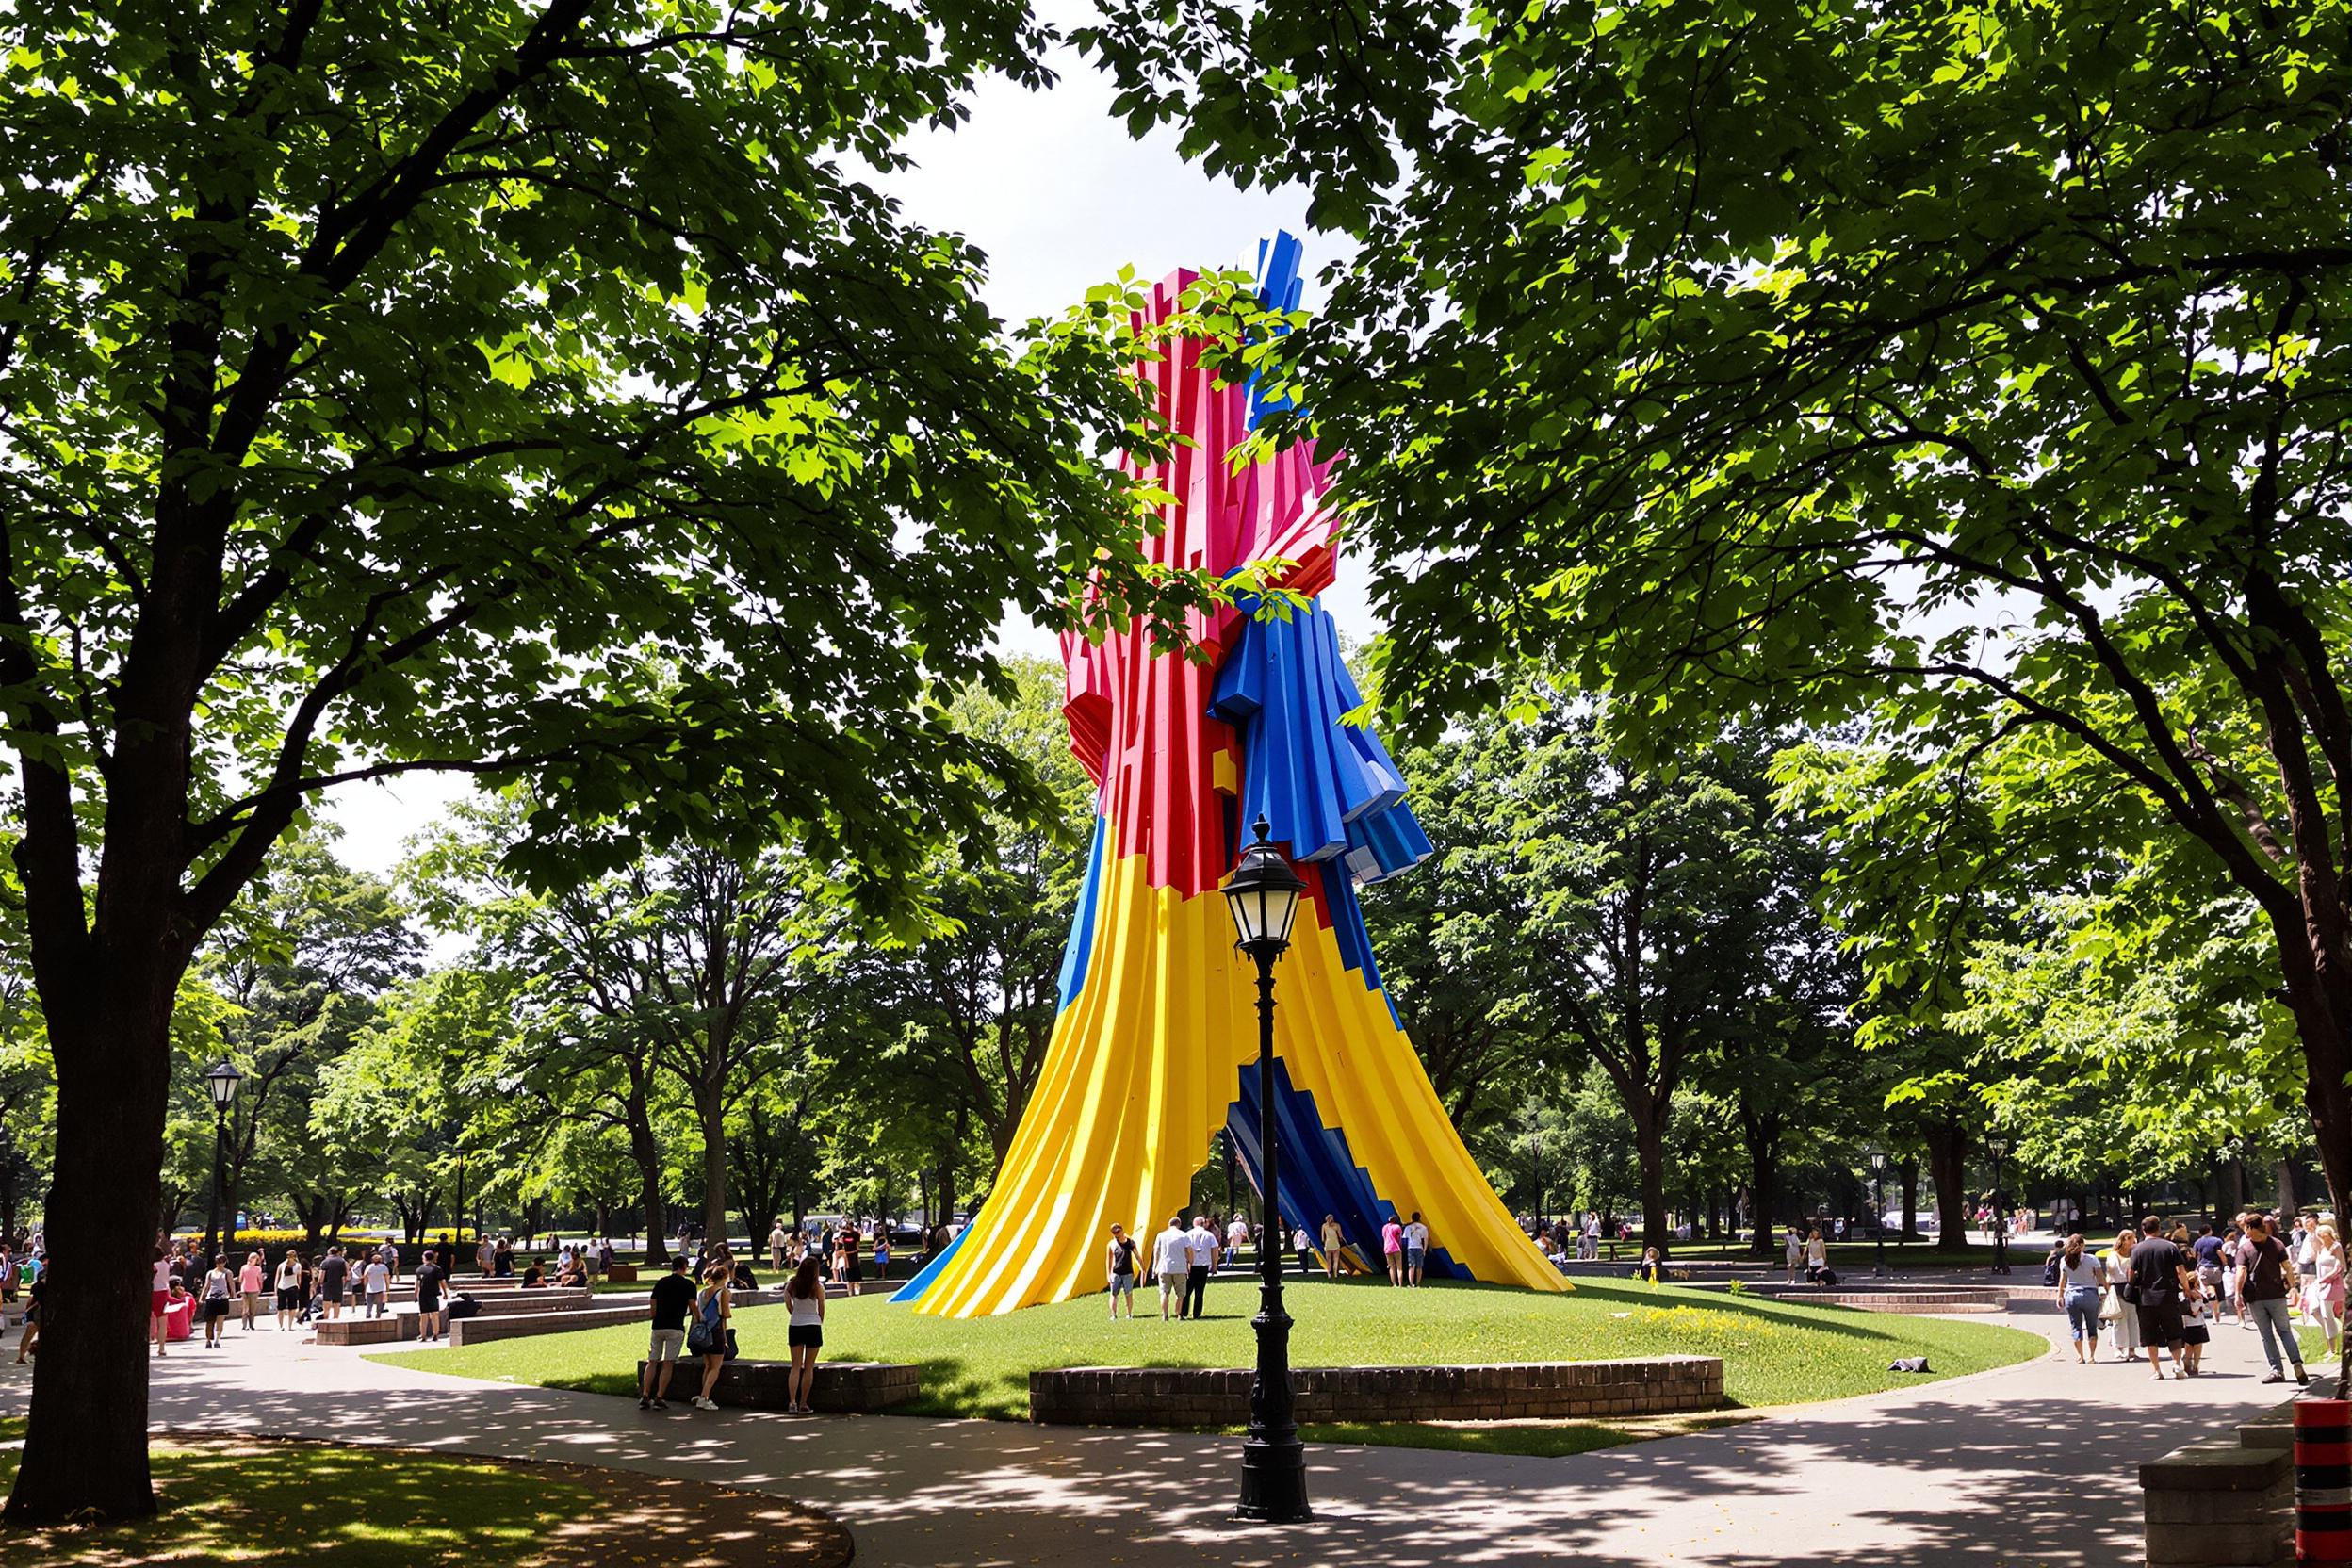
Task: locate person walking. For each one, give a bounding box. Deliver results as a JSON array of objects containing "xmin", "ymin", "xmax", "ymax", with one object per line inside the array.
[
  {"xmin": 273, "ymin": 1250, "xmax": 303, "ymax": 1332},
  {"xmin": 1784, "ymin": 1226, "xmax": 1804, "ymax": 1285},
  {"xmin": 1226, "ymin": 1214, "xmax": 1250, "ymax": 1270},
  {"xmin": 1105, "ymin": 1224, "xmax": 1138, "ymax": 1320},
  {"xmin": 872, "ymin": 1232, "xmax": 890, "ymax": 1283},
  {"xmin": 638, "ymin": 1255, "xmax": 697, "ymax": 1411},
  {"xmin": 1152, "ymin": 1216, "xmax": 1191, "ymax": 1321},
  {"xmin": 150, "ymin": 1245, "xmax": 173, "ymax": 1358},
  {"xmin": 317, "ymin": 1245, "xmax": 348, "ymax": 1321},
  {"xmin": 1805, "ymin": 1229, "xmax": 1829, "ymax": 1284},
  {"xmin": 476, "ymin": 1233, "xmax": 496, "ymax": 1278},
  {"xmin": 2237, "ymin": 1215, "xmax": 2310, "ymax": 1385},
  {"xmin": 1403, "ymin": 1212, "xmax": 1430, "ymax": 1287},
  {"xmin": 13, "ymin": 1266, "xmax": 41, "ymax": 1364},
  {"xmin": 783, "ymin": 1255, "xmax": 826, "ymax": 1415},
  {"xmin": 768, "ymin": 1217, "xmax": 788, "ymax": 1275},
  {"xmin": 2130, "ymin": 1217, "xmax": 2194, "ymax": 1380},
  {"xmin": 238, "ymin": 1250, "xmax": 266, "ymax": 1332},
  {"xmin": 2306, "ymin": 1222, "xmax": 2347, "ymax": 1362},
  {"xmin": 1184, "ymin": 1215, "xmax": 1217, "ymax": 1319},
  {"xmin": 1319, "ymin": 1215, "xmax": 1345, "ymax": 1280},
  {"xmin": 1292, "ymin": 1222, "xmax": 1314, "ymax": 1276},
  {"xmin": 2054, "ymin": 1234, "xmax": 2106, "ymax": 1363},
  {"xmin": 361, "ymin": 1252, "xmax": 391, "ymax": 1319},
  {"xmin": 689, "ymin": 1262, "xmax": 734, "ymax": 1412},
  {"xmin": 199, "ymin": 1254, "xmax": 233, "ymax": 1348},
  {"xmin": 1381, "ymin": 1214, "xmax": 1406, "ymax": 1286},
  {"xmin": 415, "ymin": 1249, "xmax": 448, "ymax": 1343},
  {"xmin": 2097, "ymin": 1232, "xmax": 2140, "ymax": 1362}
]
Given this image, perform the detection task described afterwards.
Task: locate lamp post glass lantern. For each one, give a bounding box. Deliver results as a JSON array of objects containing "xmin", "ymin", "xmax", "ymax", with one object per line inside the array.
[
  {"xmin": 204, "ymin": 1056, "xmax": 242, "ymax": 1271},
  {"xmin": 1219, "ymin": 814, "xmax": 1312, "ymax": 1525}
]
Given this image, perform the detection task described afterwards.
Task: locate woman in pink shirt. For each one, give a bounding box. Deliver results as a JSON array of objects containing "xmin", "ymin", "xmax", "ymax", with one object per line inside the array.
[
  {"xmin": 238, "ymin": 1250, "xmax": 266, "ymax": 1331},
  {"xmin": 1381, "ymin": 1217, "xmax": 1406, "ymax": 1286}
]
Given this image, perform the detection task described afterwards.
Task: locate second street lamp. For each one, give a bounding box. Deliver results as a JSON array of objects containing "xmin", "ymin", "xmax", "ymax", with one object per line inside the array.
[
  {"xmin": 1220, "ymin": 814, "xmax": 1311, "ymax": 1526},
  {"xmin": 204, "ymin": 1056, "xmax": 243, "ymax": 1270},
  {"xmin": 1984, "ymin": 1133, "xmax": 2011, "ymax": 1277},
  {"xmin": 1866, "ymin": 1149, "xmax": 1889, "ymax": 1278}
]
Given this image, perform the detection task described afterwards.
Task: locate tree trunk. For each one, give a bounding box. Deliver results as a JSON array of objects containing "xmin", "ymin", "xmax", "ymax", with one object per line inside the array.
[
  {"xmin": 1923, "ymin": 1121, "xmax": 1969, "ymax": 1252},
  {"xmin": 1899, "ymin": 1157, "xmax": 1919, "ymax": 1241},
  {"xmin": 1741, "ymin": 1112, "xmax": 1781, "ymax": 1259},
  {"xmin": 628, "ymin": 1103, "xmax": 667, "ymax": 1266},
  {"xmin": 2279, "ymin": 1158, "xmax": 2298, "ymax": 1219},
  {"xmin": 1632, "ymin": 1109, "xmax": 1670, "ymax": 1251},
  {"xmin": 697, "ymin": 1083, "xmax": 729, "ymax": 1250},
  {"xmin": 5, "ymin": 988, "xmax": 172, "ymax": 1523}
]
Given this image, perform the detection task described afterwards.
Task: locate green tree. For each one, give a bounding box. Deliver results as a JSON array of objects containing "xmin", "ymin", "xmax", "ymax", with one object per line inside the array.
[
  {"xmin": 1086, "ymin": 0, "xmax": 2352, "ymax": 1315},
  {"xmin": 1, "ymin": 0, "xmax": 1222, "ymax": 1521}
]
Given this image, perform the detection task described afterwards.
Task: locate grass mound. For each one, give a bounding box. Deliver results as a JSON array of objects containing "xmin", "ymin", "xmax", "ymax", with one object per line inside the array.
[{"xmin": 378, "ymin": 1275, "xmax": 2043, "ymax": 1424}]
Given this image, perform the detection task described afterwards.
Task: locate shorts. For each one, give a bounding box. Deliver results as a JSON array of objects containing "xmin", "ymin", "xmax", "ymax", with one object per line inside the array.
[
  {"xmin": 150, "ymin": 1289, "xmax": 170, "ymax": 1315},
  {"xmin": 1405, "ymin": 1249, "xmax": 1426, "ymax": 1271},
  {"xmin": 322, "ymin": 1284, "xmax": 344, "ymax": 1304},
  {"xmin": 2137, "ymin": 1295, "xmax": 2187, "ymax": 1347},
  {"xmin": 647, "ymin": 1328, "xmax": 686, "ymax": 1364},
  {"xmin": 1111, "ymin": 1272, "xmax": 1135, "ymax": 1295},
  {"xmin": 844, "ymin": 1262, "xmax": 861, "ymax": 1282},
  {"xmin": 276, "ymin": 1287, "xmax": 302, "ymax": 1310},
  {"xmin": 788, "ymin": 1324, "xmax": 823, "ymax": 1349}
]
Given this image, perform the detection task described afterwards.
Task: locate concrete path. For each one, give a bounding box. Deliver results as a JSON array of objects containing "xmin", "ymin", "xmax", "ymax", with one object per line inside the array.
[{"xmin": 0, "ymin": 1297, "xmax": 2311, "ymax": 1567}]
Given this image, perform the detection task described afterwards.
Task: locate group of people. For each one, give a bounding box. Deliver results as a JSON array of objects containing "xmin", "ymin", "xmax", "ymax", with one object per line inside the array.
[
  {"xmin": 2, "ymin": 1238, "xmax": 47, "ymax": 1364},
  {"xmin": 146, "ymin": 1236, "xmax": 412, "ymax": 1355},
  {"xmin": 762, "ymin": 1219, "xmax": 886, "ymax": 1297},
  {"xmin": 633, "ymin": 1238, "xmax": 830, "ymax": 1417},
  {"xmin": 2044, "ymin": 1210, "xmax": 2338, "ymax": 1384}
]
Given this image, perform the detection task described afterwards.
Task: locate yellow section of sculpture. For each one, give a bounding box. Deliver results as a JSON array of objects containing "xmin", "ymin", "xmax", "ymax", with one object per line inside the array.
[{"xmin": 912, "ymin": 852, "xmax": 1564, "ymax": 1317}]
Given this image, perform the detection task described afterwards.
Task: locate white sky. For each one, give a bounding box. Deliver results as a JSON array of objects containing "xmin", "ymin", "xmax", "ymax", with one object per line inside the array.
[{"xmin": 329, "ymin": 33, "xmax": 1375, "ymax": 876}]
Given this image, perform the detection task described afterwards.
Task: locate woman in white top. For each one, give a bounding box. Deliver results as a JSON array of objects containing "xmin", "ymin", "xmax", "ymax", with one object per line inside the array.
[
  {"xmin": 1785, "ymin": 1228, "xmax": 1804, "ymax": 1284},
  {"xmin": 2305, "ymin": 1223, "xmax": 2347, "ymax": 1361},
  {"xmin": 783, "ymin": 1255, "xmax": 825, "ymax": 1415},
  {"xmin": 2052, "ymin": 1234, "xmax": 2106, "ymax": 1363},
  {"xmin": 200, "ymin": 1256, "xmax": 234, "ymax": 1348},
  {"xmin": 274, "ymin": 1250, "xmax": 304, "ymax": 1331},
  {"xmin": 2101, "ymin": 1233, "xmax": 2141, "ymax": 1361},
  {"xmin": 1805, "ymin": 1230, "xmax": 1828, "ymax": 1283},
  {"xmin": 150, "ymin": 1247, "xmax": 174, "ymax": 1357}
]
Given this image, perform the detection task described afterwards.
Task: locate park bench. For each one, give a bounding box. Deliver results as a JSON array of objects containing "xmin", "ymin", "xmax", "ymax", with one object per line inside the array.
[
  {"xmin": 313, "ymin": 1286, "xmax": 594, "ymax": 1346},
  {"xmin": 635, "ymin": 1357, "xmax": 920, "ymax": 1413}
]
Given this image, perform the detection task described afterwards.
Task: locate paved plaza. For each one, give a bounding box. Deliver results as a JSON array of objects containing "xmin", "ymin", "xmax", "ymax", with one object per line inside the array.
[{"xmin": 0, "ymin": 1286, "xmax": 2309, "ymax": 1566}]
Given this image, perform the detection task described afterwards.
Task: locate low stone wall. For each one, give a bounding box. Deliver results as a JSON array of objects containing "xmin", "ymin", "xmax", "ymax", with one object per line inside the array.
[
  {"xmin": 315, "ymin": 1286, "xmax": 595, "ymax": 1345},
  {"xmin": 1029, "ymin": 1357, "xmax": 1723, "ymax": 1428},
  {"xmin": 638, "ymin": 1359, "xmax": 920, "ymax": 1413},
  {"xmin": 449, "ymin": 1291, "xmax": 784, "ymax": 1347},
  {"xmin": 1745, "ymin": 1286, "xmax": 2012, "ymax": 1315},
  {"xmin": 2139, "ymin": 1382, "xmax": 2327, "ymax": 1567}
]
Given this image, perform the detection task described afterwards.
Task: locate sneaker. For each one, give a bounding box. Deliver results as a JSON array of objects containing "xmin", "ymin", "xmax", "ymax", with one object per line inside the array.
[
  {"xmin": 2261, "ymin": 1371, "xmax": 2286, "ymax": 1383},
  {"xmin": 691, "ymin": 1396, "xmax": 716, "ymax": 1411},
  {"xmin": 651, "ymin": 1398, "xmax": 667, "ymax": 1410},
  {"xmin": 638, "ymin": 1396, "xmax": 651, "ymax": 1410},
  {"xmin": 2297, "ymin": 1367, "xmax": 2311, "ymax": 1384}
]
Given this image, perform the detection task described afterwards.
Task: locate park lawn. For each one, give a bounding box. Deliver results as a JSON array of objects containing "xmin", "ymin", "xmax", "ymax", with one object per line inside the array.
[
  {"xmin": 377, "ymin": 1275, "xmax": 2044, "ymax": 1422},
  {"xmin": 0, "ymin": 1418, "xmax": 603, "ymax": 1565}
]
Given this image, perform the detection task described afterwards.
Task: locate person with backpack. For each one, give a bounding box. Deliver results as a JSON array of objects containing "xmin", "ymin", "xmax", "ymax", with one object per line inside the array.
[
  {"xmin": 783, "ymin": 1255, "xmax": 825, "ymax": 1415},
  {"xmin": 1104, "ymin": 1223, "xmax": 1139, "ymax": 1319},
  {"xmin": 688, "ymin": 1262, "xmax": 733, "ymax": 1411}
]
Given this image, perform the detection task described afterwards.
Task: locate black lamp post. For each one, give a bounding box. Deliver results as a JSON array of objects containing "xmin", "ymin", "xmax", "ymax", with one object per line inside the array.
[
  {"xmin": 1220, "ymin": 814, "xmax": 1311, "ymax": 1526},
  {"xmin": 1866, "ymin": 1149, "xmax": 1889, "ymax": 1278},
  {"xmin": 1984, "ymin": 1133, "xmax": 2011, "ymax": 1276},
  {"xmin": 204, "ymin": 1056, "xmax": 243, "ymax": 1268}
]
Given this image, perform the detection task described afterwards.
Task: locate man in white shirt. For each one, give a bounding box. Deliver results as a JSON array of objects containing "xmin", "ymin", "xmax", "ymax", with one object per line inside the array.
[
  {"xmin": 1184, "ymin": 1216, "xmax": 1218, "ymax": 1320},
  {"xmin": 1225, "ymin": 1216, "xmax": 1250, "ymax": 1268},
  {"xmin": 768, "ymin": 1219, "xmax": 788, "ymax": 1273},
  {"xmin": 1152, "ymin": 1217, "xmax": 1192, "ymax": 1322},
  {"xmin": 1402, "ymin": 1213, "xmax": 1431, "ymax": 1287}
]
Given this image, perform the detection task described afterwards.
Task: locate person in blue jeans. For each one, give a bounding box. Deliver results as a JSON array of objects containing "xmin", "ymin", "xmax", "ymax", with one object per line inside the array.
[
  {"xmin": 2237, "ymin": 1215, "xmax": 2310, "ymax": 1385},
  {"xmin": 2054, "ymin": 1234, "xmax": 2108, "ymax": 1362}
]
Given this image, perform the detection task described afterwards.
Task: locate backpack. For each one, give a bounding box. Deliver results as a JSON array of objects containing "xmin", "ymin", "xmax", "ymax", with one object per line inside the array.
[
  {"xmin": 2042, "ymin": 1255, "xmax": 2062, "ymax": 1287},
  {"xmin": 445, "ymin": 1293, "xmax": 481, "ymax": 1320}
]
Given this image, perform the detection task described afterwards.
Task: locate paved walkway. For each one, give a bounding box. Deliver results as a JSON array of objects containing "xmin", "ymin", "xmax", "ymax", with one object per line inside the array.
[{"xmin": 0, "ymin": 1297, "xmax": 2310, "ymax": 1566}]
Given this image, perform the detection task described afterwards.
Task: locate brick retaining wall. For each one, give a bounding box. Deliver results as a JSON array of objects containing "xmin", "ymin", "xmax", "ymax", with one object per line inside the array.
[
  {"xmin": 638, "ymin": 1359, "xmax": 919, "ymax": 1413},
  {"xmin": 2139, "ymin": 1383, "xmax": 2324, "ymax": 1568},
  {"xmin": 1029, "ymin": 1356, "xmax": 1724, "ymax": 1428}
]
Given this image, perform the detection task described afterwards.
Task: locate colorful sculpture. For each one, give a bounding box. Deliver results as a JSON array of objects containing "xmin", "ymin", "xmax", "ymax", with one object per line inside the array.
[{"xmin": 897, "ymin": 235, "xmax": 1563, "ymax": 1315}]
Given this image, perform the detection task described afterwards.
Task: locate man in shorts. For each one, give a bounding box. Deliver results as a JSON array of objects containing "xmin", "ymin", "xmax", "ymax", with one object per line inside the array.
[
  {"xmin": 2131, "ymin": 1215, "xmax": 2194, "ymax": 1381},
  {"xmin": 414, "ymin": 1250, "xmax": 447, "ymax": 1343},
  {"xmin": 317, "ymin": 1245, "xmax": 348, "ymax": 1320},
  {"xmin": 1402, "ymin": 1212, "xmax": 1431, "ymax": 1287},
  {"xmin": 1152, "ymin": 1216, "xmax": 1191, "ymax": 1321},
  {"xmin": 641, "ymin": 1255, "xmax": 697, "ymax": 1410}
]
